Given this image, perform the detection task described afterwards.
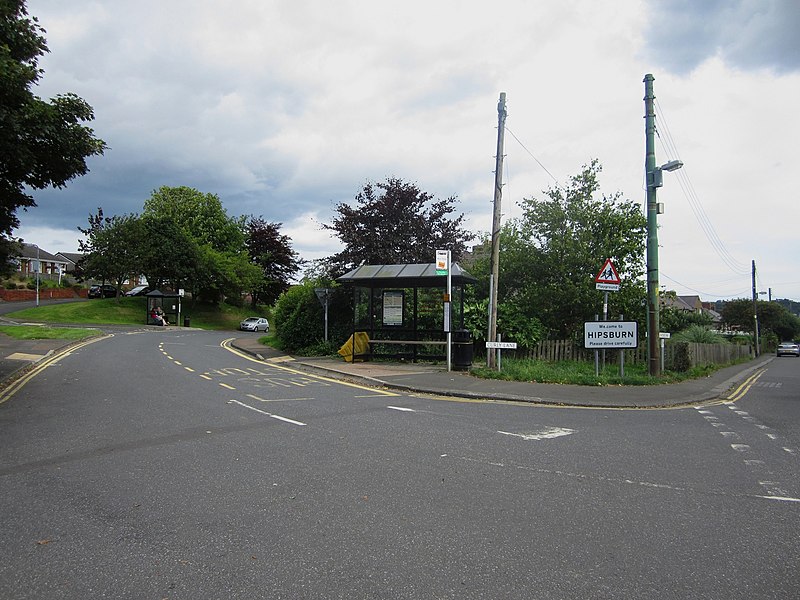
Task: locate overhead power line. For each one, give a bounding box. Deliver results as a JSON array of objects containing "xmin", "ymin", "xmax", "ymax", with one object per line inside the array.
[
  {"xmin": 654, "ymin": 98, "xmax": 750, "ymax": 277},
  {"xmin": 504, "ymin": 126, "xmax": 559, "ymax": 184}
]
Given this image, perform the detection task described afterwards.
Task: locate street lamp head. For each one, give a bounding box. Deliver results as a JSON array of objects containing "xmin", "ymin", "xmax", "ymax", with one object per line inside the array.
[{"xmin": 660, "ymin": 159, "xmax": 684, "ymax": 172}]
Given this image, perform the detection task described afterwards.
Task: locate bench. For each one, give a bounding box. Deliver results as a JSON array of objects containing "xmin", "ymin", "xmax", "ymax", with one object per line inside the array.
[{"xmin": 366, "ymin": 339, "xmax": 447, "ymax": 362}]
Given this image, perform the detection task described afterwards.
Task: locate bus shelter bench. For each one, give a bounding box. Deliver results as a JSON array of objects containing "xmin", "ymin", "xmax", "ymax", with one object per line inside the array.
[{"xmin": 367, "ymin": 339, "xmax": 447, "ymax": 362}]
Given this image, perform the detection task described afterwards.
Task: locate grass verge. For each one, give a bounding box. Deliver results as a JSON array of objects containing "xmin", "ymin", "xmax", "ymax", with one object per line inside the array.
[
  {"xmin": 0, "ymin": 325, "xmax": 102, "ymax": 341},
  {"xmin": 6, "ymin": 297, "xmax": 273, "ymax": 331},
  {"xmin": 471, "ymin": 357, "xmax": 724, "ymax": 386}
]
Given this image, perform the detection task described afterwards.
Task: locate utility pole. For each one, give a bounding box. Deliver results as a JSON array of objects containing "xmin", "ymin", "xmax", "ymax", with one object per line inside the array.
[
  {"xmin": 487, "ymin": 92, "xmax": 507, "ymax": 369},
  {"xmin": 752, "ymin": 259, "xmax": 760, "ymax": 356},
  {"xmin": 644, "ymin": 74, "xmax": 660, "ymax": 376}
]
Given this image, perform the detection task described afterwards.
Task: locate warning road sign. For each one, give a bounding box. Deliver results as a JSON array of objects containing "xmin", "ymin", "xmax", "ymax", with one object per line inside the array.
[{"xmin": 595, "ymin": 258, "xmax": 621, "ymax": 284}]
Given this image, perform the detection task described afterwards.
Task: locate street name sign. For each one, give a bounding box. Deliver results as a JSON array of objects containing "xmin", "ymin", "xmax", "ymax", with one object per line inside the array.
[
  {"xmin": 584, "ymin": 321, "xmax": 638, "ymax": 349},
  {"xmin": 486, "ymin": 341, "xmax": 518, "ymax": 349}
]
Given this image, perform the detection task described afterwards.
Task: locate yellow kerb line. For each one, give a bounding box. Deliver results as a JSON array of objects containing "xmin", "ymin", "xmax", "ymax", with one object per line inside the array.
[{"xmin": 724, "ymin": 368, "xmax": 766, "ymax": 403}]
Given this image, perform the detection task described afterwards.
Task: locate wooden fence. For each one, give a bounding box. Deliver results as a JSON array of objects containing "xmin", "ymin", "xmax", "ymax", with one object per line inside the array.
[{"xmin": 492, "ymin": 339, "xmax": 752, "ymax": 370}]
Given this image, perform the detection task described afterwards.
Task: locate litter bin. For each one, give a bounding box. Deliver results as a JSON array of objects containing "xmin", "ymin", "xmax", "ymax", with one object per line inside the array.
[
  {"xmin": 452, "ymin": 329, "xmax": 473, "ymax": 370},
  {"xmin": 183, "ymin": 316, "xmax": 190, "ymax": 328}
]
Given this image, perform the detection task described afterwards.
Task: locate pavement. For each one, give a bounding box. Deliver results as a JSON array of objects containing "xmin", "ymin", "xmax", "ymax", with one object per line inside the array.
[
  {"xmin": 229, "ymin": 337, "xmax": 773, "ymax": 409},
  {"xmin": 0, "ymin": 327, "xmax": 772, "ymax": 409}
]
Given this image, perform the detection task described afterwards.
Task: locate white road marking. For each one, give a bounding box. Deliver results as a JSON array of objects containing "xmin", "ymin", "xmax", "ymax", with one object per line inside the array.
[
  {"xmin": 387, "ymin": 406, "xmax": 416, "ymax": 412},
  {"xmin": 731, "ymin": 444, "xmax": 750, "ymax": 452},
  {"xmin": 228, "ymin": 399, "xmax": 306, "ymax": 426},
  {"xmin": 498, "ymin": 427, "xmax": 575, "ymax": 441},
  {"xmin": 247, "ymin": 393, "xmax": 314, "ymax": 403},
  {"xmin": 451, "ymin": 455, "xmax": 800, "ymax": 504},
  {"xmin": 755, "ymin": 495, "xmax": 800, "ymax": 503}
]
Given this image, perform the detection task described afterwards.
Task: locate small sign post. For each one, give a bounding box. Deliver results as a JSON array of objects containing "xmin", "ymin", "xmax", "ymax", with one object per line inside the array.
[
  {"xmin": 486, "ymin": 339, "xmax": 517, "ymax": 372},
  {"xmin": 594, "ymin": 259, "xmax": 622, "ymax": 370},
  {"xmin": 436, "ymin": 250, "xmax": 452, "ymax": 372},
  {"xmin": 314, "ymin": 288, "xmax": 331, "ymax": 342}
]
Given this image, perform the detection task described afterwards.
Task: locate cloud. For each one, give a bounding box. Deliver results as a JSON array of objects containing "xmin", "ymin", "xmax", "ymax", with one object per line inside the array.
[
  {"xmin": 15, "ymin": 0, "xmax": 800, "ymax": 300},
  {"xmin": 644, "ymin": 0, "xmax": 800, "ymax": 74}
]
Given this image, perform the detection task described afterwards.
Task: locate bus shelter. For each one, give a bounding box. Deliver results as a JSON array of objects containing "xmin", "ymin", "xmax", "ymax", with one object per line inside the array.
[
  {"xmin": 336, "ymin": 262, "xmax": 477, "ymax": 365},
  {"xmin": 144, "ymin": 289, "xmax": 182, "ymax": 326}
]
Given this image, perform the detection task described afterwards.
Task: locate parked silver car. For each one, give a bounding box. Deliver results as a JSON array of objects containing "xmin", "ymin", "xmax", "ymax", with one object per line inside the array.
[
  {"xmin": 776, "ymin": 342, "xmax": 800, "ymax": 357},
  {"xmin": 240, "ymin": 317, "xmax": 270, "ymax": 332}
]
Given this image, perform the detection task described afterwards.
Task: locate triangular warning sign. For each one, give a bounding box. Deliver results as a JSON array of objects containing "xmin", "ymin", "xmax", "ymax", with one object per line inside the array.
[{"xmin": 595, "ymin": 258, "xmax": 621, "ymax": 284}]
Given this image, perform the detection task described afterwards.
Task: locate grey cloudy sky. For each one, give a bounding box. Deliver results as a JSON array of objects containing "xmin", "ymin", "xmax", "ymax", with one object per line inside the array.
[{"xmin": 18, "ymin": 0, "xmax": 800, "ymax": 301}]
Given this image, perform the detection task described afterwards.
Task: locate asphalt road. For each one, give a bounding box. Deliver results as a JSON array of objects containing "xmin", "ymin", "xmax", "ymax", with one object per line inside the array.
[{"xmin": 1, "ymin": 328, "xmax": 798, "ymax": 599}]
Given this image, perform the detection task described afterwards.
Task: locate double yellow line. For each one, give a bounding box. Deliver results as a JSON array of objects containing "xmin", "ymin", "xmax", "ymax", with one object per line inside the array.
[
  {"xmin": 0, "ymin": 335, "xmax": 111, "ymax": 405},
  {"xmin": 724, "ymin": 368, "xmax": 766, "ymax": 403}
]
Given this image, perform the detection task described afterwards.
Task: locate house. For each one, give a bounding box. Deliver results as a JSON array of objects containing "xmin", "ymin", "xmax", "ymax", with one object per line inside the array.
[
  {"xmin": 55, "ymin": 251, "xmax": 86, "ymax": 275},
  {"xmin": 16, "ymin": 243, "xmax": 70, "ymax": 282},
  {"xmin": 662, "ymin": 292, "xmax": 722, "ymax": 326}
]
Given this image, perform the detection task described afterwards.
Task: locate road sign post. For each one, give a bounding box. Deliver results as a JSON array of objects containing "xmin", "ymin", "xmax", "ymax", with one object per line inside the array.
[{"xmin": 485, "ymin": 338, "xmax": 517, "ymax": 372}]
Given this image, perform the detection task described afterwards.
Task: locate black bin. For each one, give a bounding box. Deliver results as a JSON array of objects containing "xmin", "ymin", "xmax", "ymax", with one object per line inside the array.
[
  {"xmin": 452, "ymin": 329, "xmax": 473, "ymax": 370},
  {"xmin": 183, "ymin": 316, "xmax": 190, "ymax": 327}
]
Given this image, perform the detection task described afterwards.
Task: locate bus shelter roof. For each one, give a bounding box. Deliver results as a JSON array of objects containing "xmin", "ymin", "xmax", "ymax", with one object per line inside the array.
[{"xmin": 336, "ymin": 263, "xmax": 477, "ymax": 288}]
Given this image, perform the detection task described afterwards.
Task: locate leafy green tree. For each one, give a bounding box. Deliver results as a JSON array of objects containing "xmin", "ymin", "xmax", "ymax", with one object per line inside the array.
[
  {"xmin": 143, "ymin": 186, "xmax": 244, "ymax": 252},
  {"xmin": 320, "ymin": 177, "xmax": 475, "ymax": 277},
  {"xmin": 137, "ymin": 214, "xmax": 201, "ymax": 292},
  {"xmin": 78, "ymin": 209, "xmax": 142, "ymax": 297},
  {"xmin": 245, "ymin": 217, "xmax": 300, "ymax": 307},
  {"xmin": 514, "ymin": 160, "xmax": 647, "ymax": 339},
  {"xmin": 142, "ymin": 186, "xmax": 252, "ymax": 303},
  {"xmin": 721, "ymin": 298, "xmax": 800, "ymax": 341},
  {"xmin": 1, "ymin": 1, "xmax": 106, "ymax": 269}
]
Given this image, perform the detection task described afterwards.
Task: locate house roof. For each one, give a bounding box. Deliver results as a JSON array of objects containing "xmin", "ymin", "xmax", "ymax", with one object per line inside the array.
[
  {"xmin": 55, "ymin": 252, "xmax": 85, "ymax": 265},
  {"xmin": 18, "ymin": 243, "xmax": 65, "ymax": 263},
  {"xmin": 337, "ymin": 262, "xmax": 477, "ymax": 288}
]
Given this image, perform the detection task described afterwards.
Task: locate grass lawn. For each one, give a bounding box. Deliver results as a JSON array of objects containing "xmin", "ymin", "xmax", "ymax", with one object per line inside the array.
[
  {"xmin": 0, "ymin": 325, "xmax": 103, "ymax": 341},
  {"xmin": 6, "ymin": 297, "xmax": 273, "ymax": 332}
]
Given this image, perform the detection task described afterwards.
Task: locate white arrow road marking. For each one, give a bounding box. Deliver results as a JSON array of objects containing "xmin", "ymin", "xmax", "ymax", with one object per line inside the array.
[
  {"xmin": 387, "ymin": 406, "xmax": 416, "ymax": 412},
  {"xmin": 498, "ymin": 427, "xmax": 575, "ymax": 441}
]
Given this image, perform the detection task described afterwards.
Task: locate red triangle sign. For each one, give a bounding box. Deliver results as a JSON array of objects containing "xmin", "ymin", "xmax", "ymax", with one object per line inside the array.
[{"xmin": 595, "ymin": 258, "xmax": 621, "ymax": 284}]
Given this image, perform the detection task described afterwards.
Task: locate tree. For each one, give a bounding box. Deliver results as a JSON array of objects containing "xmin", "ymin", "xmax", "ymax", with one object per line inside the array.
[
  {"xmin": 721, "ymin": 298, "xmax": 800, "ymax": 341},
  {"xmin": 1, "ymin": 1, "xmax": 106, "ymax": 268},
  {"xmin": 143, "ymin": 186, "xmax": 244, "ymax": 253},
  {"xmin": 245, "ymin": 217, "xmax": 300, "ymax": 307},
  {"xmin": 136, "ymin": 214, "xmax": 201, "ymax": 292},
  {"xmin": 321, "ymin": 177, "xmax": 475, "ymax": 277},
  {"xmin": 142, "ymin": 186, "xmax": 252, "ymax": 303},
  {"xmin": 513, "ymin": 160, "xmax": 646, "ymax": 339},
  {"xmin": 78, "ymin": 209, "xmax": 142, "ymax": 297}
]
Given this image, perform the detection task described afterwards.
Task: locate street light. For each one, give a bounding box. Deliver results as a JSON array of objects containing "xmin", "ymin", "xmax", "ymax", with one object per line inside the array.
[
  {"xmin": 644, "ymin": 74, "xmax": 683, "ymax": 376},
  {"xmin": 34, "ymin": 244, "xmax": 40, "ymax": 308}
]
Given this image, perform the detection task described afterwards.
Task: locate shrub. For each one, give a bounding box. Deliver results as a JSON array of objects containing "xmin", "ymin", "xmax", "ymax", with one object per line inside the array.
[
  {"xmin": 273, "ymin": 283, "xmax": 324, "ymax": 353},
  {"xmin": 668, "ymin": 341, "xmax": 692, "ymax": 372},
  {"xmin": 672, "ymin": 324, "xmax": 727, "ymax": 344}
]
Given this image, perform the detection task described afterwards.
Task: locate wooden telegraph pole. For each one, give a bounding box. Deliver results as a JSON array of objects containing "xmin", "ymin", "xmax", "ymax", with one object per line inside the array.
[{"xmin": 487, "ymin": 92, "xmax": 507, "ymax": 368}]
